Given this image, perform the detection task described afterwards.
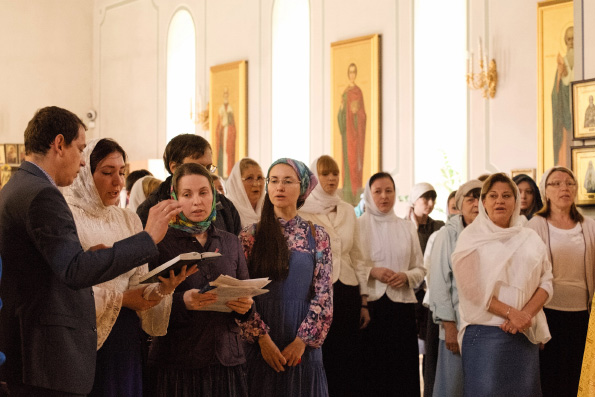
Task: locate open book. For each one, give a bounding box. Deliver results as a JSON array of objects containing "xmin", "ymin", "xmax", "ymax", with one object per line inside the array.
[
  {"xmin": 139, "ymin": 252, "xmax": 221, "ymax": 284},
  {"xmin": 197, "ymin": 275, "xmax": 271, "ymax": 312}
]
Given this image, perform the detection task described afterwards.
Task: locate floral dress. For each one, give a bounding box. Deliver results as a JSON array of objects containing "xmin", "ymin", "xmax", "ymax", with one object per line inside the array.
[{"xmin": 239, "ymin": 215, "xmax": 333, "ymax": 397}]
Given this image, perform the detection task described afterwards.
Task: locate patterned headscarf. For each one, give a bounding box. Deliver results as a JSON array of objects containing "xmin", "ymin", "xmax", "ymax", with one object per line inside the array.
[
  {"xmin": 266, "ymin": 158, "xmax": 318, "ymax": 207},
  {"xmin": 168, "ymin": 176, "xmax": 217, "ymax": 234}
]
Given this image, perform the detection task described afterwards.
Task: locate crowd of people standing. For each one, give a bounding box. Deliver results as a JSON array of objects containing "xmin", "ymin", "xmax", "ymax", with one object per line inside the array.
[{"xmin": 1, "ymin": 105, "xmax": 595, "ymax": 397}]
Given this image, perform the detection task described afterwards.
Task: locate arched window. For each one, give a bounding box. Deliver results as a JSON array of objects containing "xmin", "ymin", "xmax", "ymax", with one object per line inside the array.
[
  {"xmin": 166, "ymin": 9, "xmax": 196, "ymax": 143},
  {"xmin": 271, "ymin": 0, "xmax": 310, "ymax": 162},
  {"xmin": 414, "ymin": 0, "xmax": 467, "ymax": 216}
]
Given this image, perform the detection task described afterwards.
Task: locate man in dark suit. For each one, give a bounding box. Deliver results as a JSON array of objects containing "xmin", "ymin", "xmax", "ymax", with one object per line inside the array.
[
  {"xmin": 136, "ymin": 134, "xmax": 242, "ymax": 235},
  {"xmin": 0, "ymin": 106, "xmax": 181, "ymax": 396}
]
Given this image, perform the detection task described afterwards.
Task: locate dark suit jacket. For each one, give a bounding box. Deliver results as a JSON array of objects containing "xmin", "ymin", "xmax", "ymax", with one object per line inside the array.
[
  {"xmin": 136, "ymin": 175, "xmax": 242, "ymax": 235},
  {"xmin": 0, "ymin": 162, "xmax": 159, "ymax": 394}
]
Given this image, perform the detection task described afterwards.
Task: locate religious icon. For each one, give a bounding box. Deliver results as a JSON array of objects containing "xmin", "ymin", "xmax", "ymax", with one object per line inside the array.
[{"xmin": 331, "ymin": 34, "xmax": 380, "ymax": 205}]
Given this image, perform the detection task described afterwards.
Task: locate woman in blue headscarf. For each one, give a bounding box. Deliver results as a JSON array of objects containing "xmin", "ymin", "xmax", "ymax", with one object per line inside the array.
[
  {"xmin": 147, "ymin": 162, "xmax": 255, "ymax": 397},
  {"xmin": 239, "ymin": 158, "xmax": 333, "ymax": 397}
]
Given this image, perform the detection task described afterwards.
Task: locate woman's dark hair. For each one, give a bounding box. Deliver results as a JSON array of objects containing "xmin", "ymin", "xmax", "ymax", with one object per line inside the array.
[
  {"xmin": 171, "ymin": 162, "xmax": 214, "ymax": 195},
  {"xmin": 421, "ymin": 190, "xmax": 437, "ymax": 201},
  {"xmin": 24, "ymin": 106, "xmax": 87, "ymax": 155},
  {"xmin": 369, "ymin": 172, "xmax": 395, "ymax": 190},
  {"xmin": 163, "ymin": 134, "xmax": 211, "ymax": 174},
  {"xmin": 534, "ymin": 167, "xmax": 583, "ymax": 223},
  {"xmin": 126, "ymin": 169, "xmax": 152, "ymax": 192},
  {"xmin": 480, "ymin": 173, "xmax": 516, "ymax": 202},
  {"xmin": 448, "ymin": 190, "xmax": 457, "ymax": 202},
  {"xmin": 248, "ymin": 194, "xmax": 290, "ymax": 281},
  {"xmin": 512, "ymin": 174, "xmax": 543, "ymax": 220},
  {"xmin": 90, "ymin": 139, "xmax": 127, "ymax": 175}
]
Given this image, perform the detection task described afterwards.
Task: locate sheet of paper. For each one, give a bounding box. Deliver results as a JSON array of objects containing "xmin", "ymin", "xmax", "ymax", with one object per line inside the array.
[{"xmin": 196, "ymin": 286, "xmax": 269, "ymax": 312}]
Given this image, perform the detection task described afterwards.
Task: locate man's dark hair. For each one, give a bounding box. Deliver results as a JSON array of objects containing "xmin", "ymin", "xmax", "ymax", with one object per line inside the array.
[
  {"xmin": 89, "ymin": 139, "xmax": 128, "ymax": 175},
  {"xmin": 126, "ymin": 169, "xmax": 152, "ymax": 192},
  {"xmin": 24, "ymin": 106, "xmax": 87, "ymax": 155},
  {"xmin": 163, "ymin": 134, "xmax": 211, "ymax": 174}
]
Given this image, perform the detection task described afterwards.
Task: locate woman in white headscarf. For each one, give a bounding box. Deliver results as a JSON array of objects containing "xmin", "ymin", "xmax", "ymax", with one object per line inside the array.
[
  {"xmin": 527, "ymin": 166, "xmax": 595, "ymax": 397},
  {"xmin": 406, "ymin": 182, "xmax": 445, "ymax": 253},
  {"xmin": 63, "ymin": 138, "xmax": 194, "ymax": 396},
  {"xmin": 226, "ymin": 158, "xmax": 266, "ymax": 228},
  {"xmin": 358, "ymin": 172, "xmax": 426, "ymax": 397},
  {"xmin": 406, "ymin": 182, "xmax": 444, "ymax": 397},
  {"xmin": 452, "ymin": 173, "xmax": 552, "ymax": 396},
  {"xmin": 129, "ymin": 175, "xmax": 162, "ymax": 212},
  {"xmin": 299, "ymin": 155, "xmax": 371, "ymax": 397}
]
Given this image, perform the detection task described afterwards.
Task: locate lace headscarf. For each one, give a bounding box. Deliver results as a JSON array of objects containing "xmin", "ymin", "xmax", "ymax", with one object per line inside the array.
[{"xmin": 62, "ymin": 138, "xmax": 117, "ymax": 219}]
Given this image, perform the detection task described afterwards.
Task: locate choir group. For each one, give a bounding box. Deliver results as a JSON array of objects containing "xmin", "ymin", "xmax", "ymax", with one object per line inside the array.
[{"xmin": 0, "ymin": 105, "xmax": 594, "ymax": 397}]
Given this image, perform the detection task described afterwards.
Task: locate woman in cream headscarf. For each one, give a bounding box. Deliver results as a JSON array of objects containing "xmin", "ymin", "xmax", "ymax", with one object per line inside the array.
[
  {"xmin": 299, "ymin": 155, "xmax": 370, "ymax": 396},
  {"xmin": 226, "ymin": 158, "xmax": 266, "ymax": 228},
  {"xmin": 63, "ymin": 138, "xmax": 193, "ymax": 396},
  {"xmin": 452, "ymin": 173, "xmax": 552, "ymax": 396},
  {"xmin": 128, "ymin": 175, "xmax": 162, "ymax": 212}
]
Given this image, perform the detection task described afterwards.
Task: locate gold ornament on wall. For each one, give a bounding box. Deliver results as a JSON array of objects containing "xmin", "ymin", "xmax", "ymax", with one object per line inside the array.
[{"xmin": 466, "ymin": 37, "xmax": 498, "ymax": 99}]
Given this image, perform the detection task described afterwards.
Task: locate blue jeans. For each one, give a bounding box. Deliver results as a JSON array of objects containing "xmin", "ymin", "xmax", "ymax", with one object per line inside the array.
[
  {"xmin": 433, "ymin": 339, "xmax": 463, "ymax": 397},
  {"xmin": 462, "ymin": 325, "xmax": 541, "ymax": 397}
]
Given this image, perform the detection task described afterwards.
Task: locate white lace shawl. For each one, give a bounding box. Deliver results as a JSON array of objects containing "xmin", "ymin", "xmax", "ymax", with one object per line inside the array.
[{"xmin": 62, "ymin": 139, "xmax": 172, "ymax": 349}]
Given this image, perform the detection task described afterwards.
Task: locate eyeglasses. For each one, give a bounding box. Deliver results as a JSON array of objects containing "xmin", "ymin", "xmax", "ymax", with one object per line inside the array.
[
  {"xmin": 205, "ymin": 164, "xmax": 217, "ymax": 173},
  {"xmin": 547, "ymin": 180, "xmax": 577, "ymax": 188},
  {"xmin": 266, "ymin": 178, "xmax": 300, "ymax": 187},
  {"xmin": 242, "ymin": 176, "xmax": 265, "ymax": 185}
]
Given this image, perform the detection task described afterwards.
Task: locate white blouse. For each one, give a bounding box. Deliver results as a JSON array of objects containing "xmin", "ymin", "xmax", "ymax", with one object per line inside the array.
[
  {"xmin": 358, "ymin": 214, "xmax": 426, "ymax": 303},
  {"xmin": 300, "ymin": 201, "xmax": 371, "ymax": 291}
]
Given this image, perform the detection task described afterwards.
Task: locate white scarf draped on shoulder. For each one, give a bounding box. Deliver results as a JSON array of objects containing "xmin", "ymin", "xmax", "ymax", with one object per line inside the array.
[
  {"xmin": 451, "ymin": 183, "xmax": 553, "ymax": 345},
  {"xmin": 299, "ymin": 157, "xmax": 342, "ymax": 215}
]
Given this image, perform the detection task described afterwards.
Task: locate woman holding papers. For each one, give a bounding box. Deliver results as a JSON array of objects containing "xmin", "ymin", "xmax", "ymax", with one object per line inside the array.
[
  {"xmin": 299, "ymin": 155, "xmax": 369, "ymax": 397},
  {"xmin": 239, "ymin": 158, "xmax": 333, "ymax": 397},
  {"xmin": 63, "ymin": 138, "xmax": 193, "ymax": 396},
  {"xmin": 147, "ymin": 162, "xmax": 254, "ymax": 397},
  {"xmin": 452, "ymin": 173, "xmax": 552, "ymax": 396}
]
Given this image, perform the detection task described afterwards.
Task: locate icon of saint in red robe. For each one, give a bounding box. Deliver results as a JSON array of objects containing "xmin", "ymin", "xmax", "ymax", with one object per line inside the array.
[
  {"xmin": 215, "ymin": 87, "xmax": 237, "ymax": 177},
  {"xmin": 337, "ymin": 63, "xmax": 366, "ymax": 203}
]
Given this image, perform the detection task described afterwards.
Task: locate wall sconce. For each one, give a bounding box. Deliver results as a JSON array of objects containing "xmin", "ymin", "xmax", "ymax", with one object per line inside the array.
[
  {"xmin": 466, "ymin": 37, "xmax": 498, "ymax": 99},
  {"xmin": 189, "ymin": 97, "xmax": 210, "ymax": 131}
]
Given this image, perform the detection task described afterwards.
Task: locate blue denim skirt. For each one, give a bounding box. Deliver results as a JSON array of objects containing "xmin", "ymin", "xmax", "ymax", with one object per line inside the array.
[{"xmin": 461, "ymin": 325, "xmax": 541, "ymax": 397}]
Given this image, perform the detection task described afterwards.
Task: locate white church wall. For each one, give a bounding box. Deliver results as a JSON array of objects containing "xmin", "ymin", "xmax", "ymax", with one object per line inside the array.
[
  {"xmin": 0, "ymin": 0, "xmax": 93, "ymax": 143},
  {"xmin": 4, "ymin": 0, "xmax": 594, "ymax": 211}
]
